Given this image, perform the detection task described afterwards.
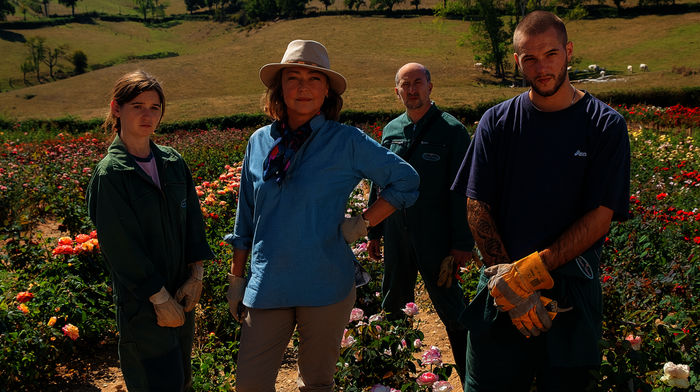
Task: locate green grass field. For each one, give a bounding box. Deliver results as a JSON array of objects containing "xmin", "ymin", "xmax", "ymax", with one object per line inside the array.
[{"xmin": 0, "ymin": 12, "xmax": 698, "ymax": 122}]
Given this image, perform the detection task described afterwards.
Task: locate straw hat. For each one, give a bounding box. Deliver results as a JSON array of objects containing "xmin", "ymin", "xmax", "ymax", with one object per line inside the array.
[{"xmin": 259, "ymin": 40, "xmax": 347, "ymax": 95}]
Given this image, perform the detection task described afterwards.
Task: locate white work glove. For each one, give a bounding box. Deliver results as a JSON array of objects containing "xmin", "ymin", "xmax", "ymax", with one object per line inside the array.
[
  {"xmin": 149, "ymin": 286, "xmax": 185, "ymax": 328},
  {"xmin": 175, "ymin": 263, "xmax": 204, "ymax": 312},
  {"xmin": 226, "ymin": 274, "xmax": 247, "ymax": 322},
  {"xmin": 341, "ymin": 215, "xmax": 369, "ymax": 244}
]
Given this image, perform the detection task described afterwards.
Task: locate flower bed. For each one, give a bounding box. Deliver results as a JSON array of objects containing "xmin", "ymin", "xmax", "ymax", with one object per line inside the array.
[{"xmin": 0, "ymin": 106, "xmax": 698, "ymax": 390}]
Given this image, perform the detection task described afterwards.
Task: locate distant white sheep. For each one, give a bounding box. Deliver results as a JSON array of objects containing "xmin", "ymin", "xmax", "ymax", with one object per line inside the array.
[
  {"xmin": 640, "ymin": 63, "xmax": 649, "ymax": 72},
  {"xmin": 567, "ymin": 66, "xmax": 572, "ymax": 72},
  {"xmin": 588, "ymin": 64, "xmax": 599, "ymax": 72},
  {"xmin": 474, "ymin": 62, "xmax": 484, "ymax": 71},
  {"xmin": 600, "ymin": 70, "xmax": 606, "ymax": 77},
  {"xmin": 627, "ymin": 65, "xmax": 633, "ymax": 73}
]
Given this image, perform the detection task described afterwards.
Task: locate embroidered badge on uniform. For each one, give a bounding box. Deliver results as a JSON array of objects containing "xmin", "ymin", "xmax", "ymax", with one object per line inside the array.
[
  {"xmin": 575, "ymin": 256, "xmax": 594, "ymax": 279},
  {"xmin": 422, "ymin": 153, "xmax": 441, "ymax": 162}
]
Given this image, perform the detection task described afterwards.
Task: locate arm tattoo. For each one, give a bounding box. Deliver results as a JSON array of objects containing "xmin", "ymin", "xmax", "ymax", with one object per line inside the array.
[{"xmin": 467, "ymin": 198, "xmax": 510, "ymax": 267}]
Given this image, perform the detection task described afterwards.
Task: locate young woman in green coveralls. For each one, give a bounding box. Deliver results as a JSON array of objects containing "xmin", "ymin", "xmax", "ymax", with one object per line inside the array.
[{"xmin": 87, "ymin": 70, "xmax": 214, "ymax": 392}]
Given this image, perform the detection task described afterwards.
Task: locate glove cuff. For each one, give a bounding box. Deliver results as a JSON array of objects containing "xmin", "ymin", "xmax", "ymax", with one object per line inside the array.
[
  {"xmin": 515, "ymin": 252, "xmax": 554, "ymax": 291},
  {"xmin": 149, "ymin": 286, "xmax": 171, "ymax": 305},
  {"xmin": 227, "ymin": 273, "xmax": 246, "ymax": 286},
  {"xmin": 191, "ymin": 263, "xmax": 204, "ymax": 281}
]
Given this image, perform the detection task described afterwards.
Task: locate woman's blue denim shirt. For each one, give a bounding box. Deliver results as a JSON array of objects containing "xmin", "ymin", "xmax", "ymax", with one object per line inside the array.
[{"xmin": 230, "ymin": 114, "xmax": 419, "ymax": 308}]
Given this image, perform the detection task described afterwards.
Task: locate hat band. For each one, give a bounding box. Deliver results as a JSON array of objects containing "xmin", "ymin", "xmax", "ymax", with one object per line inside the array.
[{"xmin": 285, "ymin": 60, "xmax": 325, "ymax": 69}]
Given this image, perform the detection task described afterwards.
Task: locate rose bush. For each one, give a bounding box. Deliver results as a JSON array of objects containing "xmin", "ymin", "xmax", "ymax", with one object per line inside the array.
[{"xmin": 1, "ymin": 106, "xmax": 697, "ymax": 390}]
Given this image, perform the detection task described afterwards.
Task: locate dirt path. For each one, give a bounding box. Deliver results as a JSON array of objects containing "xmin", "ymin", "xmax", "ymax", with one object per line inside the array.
[{"xmin": 62, "ymin": 286, "xmax": 460, "ymax": 391}]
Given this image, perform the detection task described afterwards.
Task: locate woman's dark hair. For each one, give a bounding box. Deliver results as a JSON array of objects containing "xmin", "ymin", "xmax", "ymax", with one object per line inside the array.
[{"xmin": 103, "ymin": 70, "xmax": 165, "ymax": 133}]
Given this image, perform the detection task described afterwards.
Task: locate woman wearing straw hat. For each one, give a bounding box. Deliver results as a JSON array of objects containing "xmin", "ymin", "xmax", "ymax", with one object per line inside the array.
[{"xmin": 224, "ymin": 39, "xmax": 420, "ymax": 390}]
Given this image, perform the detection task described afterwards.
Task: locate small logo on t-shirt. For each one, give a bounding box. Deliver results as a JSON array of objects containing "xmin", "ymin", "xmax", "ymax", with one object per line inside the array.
[
  {"xmin": 181, "ymin": 199, "xmax": 187, "ymax": 208},
  {"xmin": 574, "ymin": 150, "xmax": 588, "ymax": 157},
  {"xmin": 575, "ymin": 256, "xmax": 595, "ymax": 279}
]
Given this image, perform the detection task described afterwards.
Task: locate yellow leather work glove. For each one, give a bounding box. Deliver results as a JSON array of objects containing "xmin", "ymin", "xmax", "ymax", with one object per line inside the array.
[
  {"xmin": 226, "ymin": 274, "xmax": 247, "ymax": 322},
  {"xmin": 149, "ymin": 286, "xmax": 185, "ymax": 328},
  {"xmin": 508, "ymin": 293, "xmax": 557, "ymax": 337},
  {"xmin": 485, "ymin": 252, "xmax": 554, "ymax": 311},
  {"xmin": 175, "ymin": 263, "xmax": 204, "ymax": 312},
  {"xmin": 437, "ymin": 255, "xmax": 456, "ymax": 288}
]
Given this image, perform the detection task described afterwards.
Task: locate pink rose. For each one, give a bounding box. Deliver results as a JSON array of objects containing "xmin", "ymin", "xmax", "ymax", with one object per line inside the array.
[
  {"xmin": 349, "ymin": 308, "xmax": 364, "ymax": 322},
  {"xmin": 432, "ymin": 381, "xmax": 453, "ymax": 392},
  {"xmin": 62, "ymin": 323, "xmax": 79, "ymax": 340},
  {"xmin": 402, "ymin": 302, "xmax": 419, "ymax": 316},
  {"xmin": 421, "ymin": 346, "xmax": 442, "ymax": 366},
  {"xmin": 625, "ymin": 334, "xmax": 642, "ymax": 351},
  {"xmin": 417, "ymin": 372, "xmax": 438, "ymax": 386}
]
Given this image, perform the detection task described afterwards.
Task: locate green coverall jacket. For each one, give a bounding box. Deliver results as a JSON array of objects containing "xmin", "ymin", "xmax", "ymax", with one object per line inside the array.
[{"xmin": 87, "ymin": 135, "xmax": 214, "ymax": 391}]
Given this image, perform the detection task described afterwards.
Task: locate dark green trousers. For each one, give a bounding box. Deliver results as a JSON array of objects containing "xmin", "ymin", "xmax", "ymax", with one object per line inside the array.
[
  {"xmin": 117, "ymin": 299, "xmax": 195, "ymax": 392},
  {"xmin": 463, "ymin": 247, "xmax": 603, "ymax": 392},
  {"xmin": 381, "ymin": 220, "xmax": 469, "ymax": 384}
]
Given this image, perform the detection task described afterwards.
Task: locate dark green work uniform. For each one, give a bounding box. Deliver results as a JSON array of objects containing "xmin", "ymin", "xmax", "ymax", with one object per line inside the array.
[
  {"xmin": 369, "ymin": 104, "xmax": 474, "ymax": 382},
  {"xmin": 87, "ymin": 135, "xmax": 214, "ymax": 392}
]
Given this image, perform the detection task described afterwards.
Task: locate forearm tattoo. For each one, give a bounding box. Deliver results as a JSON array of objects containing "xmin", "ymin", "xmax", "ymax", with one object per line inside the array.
[{"xmin": 467, "ymin": 198, "xmax": 510, "ymax": 267}]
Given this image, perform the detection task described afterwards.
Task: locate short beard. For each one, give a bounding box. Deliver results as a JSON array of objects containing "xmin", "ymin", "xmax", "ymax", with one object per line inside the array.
[
  {"xmin": 402, "ymin": 96, "xmax": 426, "ymax": 110},
  {"xmin": 526, "ymin": 62, "xmax": 568, "ymax": 97}
]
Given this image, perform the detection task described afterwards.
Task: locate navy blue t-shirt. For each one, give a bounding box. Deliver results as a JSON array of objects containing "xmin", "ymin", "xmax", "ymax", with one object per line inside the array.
[{"xmin": 452, "ymin": 91, "xmax": 630, "ymax": 260}]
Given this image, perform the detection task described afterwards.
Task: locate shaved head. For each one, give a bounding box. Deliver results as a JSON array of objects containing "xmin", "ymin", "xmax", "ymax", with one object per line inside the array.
[
  {"xmin": 513, "ymin": 11, "xmax": 568, "ymax": 54},
  {"xmin": 395, "ymin": 63, "xmax": 431, "ymax": 86}
]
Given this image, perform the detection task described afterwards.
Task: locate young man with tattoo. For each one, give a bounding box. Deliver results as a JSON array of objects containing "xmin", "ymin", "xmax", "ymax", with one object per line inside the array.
[{"xmin": 451, "ymin": 11, "xmax": 630, "ymax": 391}]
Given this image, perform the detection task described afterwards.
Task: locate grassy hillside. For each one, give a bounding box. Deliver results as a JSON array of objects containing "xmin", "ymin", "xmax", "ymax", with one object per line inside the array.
[{"xmin": 0, "ymin": 13, "xmax": 698, "ymax": 122}]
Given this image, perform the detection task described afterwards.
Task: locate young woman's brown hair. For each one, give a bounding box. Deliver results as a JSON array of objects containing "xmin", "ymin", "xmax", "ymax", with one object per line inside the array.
[{"xmin": 103, "ymin": 70, "xmax": 165, "ymax": 133}]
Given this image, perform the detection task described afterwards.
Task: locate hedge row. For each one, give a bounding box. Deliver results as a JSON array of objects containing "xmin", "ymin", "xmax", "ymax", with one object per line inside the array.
[
  {"xmin": 1, "ymin": 86, "xmax": 698, "ymax": 134},
  {"xmin": 4, "ymin": 3, "xmax": 700, "ymax": 30},
  {"xmin": 0, "ymin": 12, "xmax": 210, "ymax": 30}
]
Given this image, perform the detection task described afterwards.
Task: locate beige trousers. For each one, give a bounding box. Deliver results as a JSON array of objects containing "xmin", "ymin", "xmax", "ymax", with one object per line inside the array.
[{"xmin": 235, "ymin": 287, "xmax": 356, "ymax": 392}]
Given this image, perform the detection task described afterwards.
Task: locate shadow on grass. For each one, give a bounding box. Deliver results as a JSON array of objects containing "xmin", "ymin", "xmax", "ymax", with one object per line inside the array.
[{"xmin": 0, "ymin": 29, "xmax": 25, "ymax": 43}]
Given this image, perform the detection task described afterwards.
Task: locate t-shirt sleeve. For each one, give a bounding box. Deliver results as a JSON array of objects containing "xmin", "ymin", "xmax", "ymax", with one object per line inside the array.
[
  {"xmin": 451, "ymin": 110, "xmax": 497, "ymax": 205},
  {"xmin": 584, "ymin": 111, "xmax": 630, "ymax": 222}
]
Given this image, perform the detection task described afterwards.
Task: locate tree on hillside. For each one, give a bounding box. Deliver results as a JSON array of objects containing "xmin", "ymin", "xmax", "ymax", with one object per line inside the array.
[
  {"xmin": 344, "ymin": 0, "xmax": 366, "ymax": 10},
  {"xmin": 612, "ymin": 0, "xmax": 624, "ymax": 14},
  {"xmin": 369, "ymin": 0, "xmax": 404, "ymax": 12},
  {"xmin": 149, "ymin": 0, "xmax": 168, "ymax": 20},
  {"xmin": 25, "ymin": 36, "xmax": 46, "ymax": 83},
  {"xmin": 58, "ymin": 0, "xmax": 82, "ymax": 17},
  {"xmin": 0, "ymin": 0, "xmax": 15, "ymax": 21},
  {"xmin": 469, "ymin": 0, "xmax": 508, "ymax": 78},
  {"xmin": 185, "ymin": 0, "xmax": 206, "ymax": 13},
  {"xmin": 277, "ymin": 0, "xmax": 309, "ymax": 17},
  {"xmin": 244, "ymin": 0, "xmax": 277, "ymax": 20},
  {"xmin": 20, "ymin": 60, "xmax": 34, "ymax": 85},
  {"xmin": 320, "ymin": 0, "xmax": 334, "ymax": 10},
  {"xmin": 557, "ymin": 0, "xmax": 584, "ymax": 7},
  {"xmin": 410, "ymin": 0, "xmax": 419, "ymax": 9},
  {"xmin": 134, "ymin": 0, "xmax": 152, "ymax": 22},
  {"xmin": 42, "ymin": 0, "xmax": 50, "ymax": 17},
  {"xmin": 71, "ymin": 50, "xmax": 88, "ymax": 74},
  {"xmin": 43, "ymin": 44, "xmax": 68, "ymax": 80}
]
